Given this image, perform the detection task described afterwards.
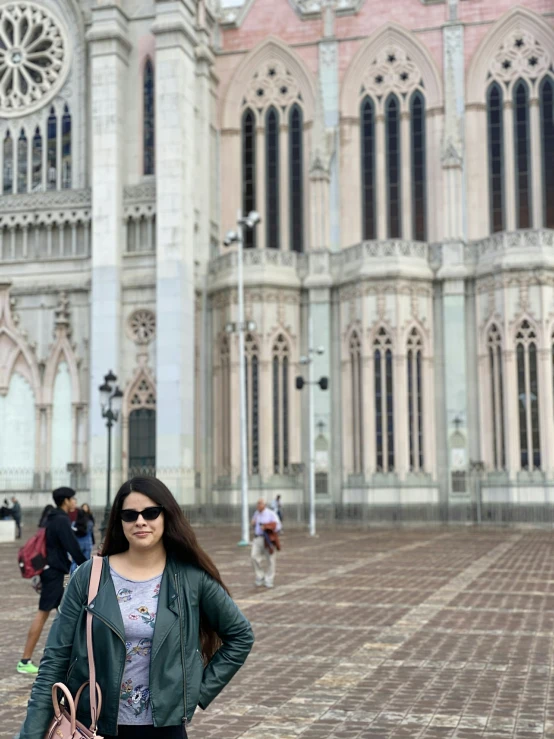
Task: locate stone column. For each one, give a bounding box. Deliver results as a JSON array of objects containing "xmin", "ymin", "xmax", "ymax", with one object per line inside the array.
[
  {"xmin": 152, "ymin": 0, "xmax": 197, "ymax": 504},
  {"xmin": 86, "ymin": 3, "xmax": 130, "ymax": 505}
]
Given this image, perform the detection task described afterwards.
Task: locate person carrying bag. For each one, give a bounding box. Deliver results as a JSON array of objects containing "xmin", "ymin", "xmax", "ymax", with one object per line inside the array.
[{"xmin": 18, "ymin": 476, "xmax": 254, "ymax": 739}]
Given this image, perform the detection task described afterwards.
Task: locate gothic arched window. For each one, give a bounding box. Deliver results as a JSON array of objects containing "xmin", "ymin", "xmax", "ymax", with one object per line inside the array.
[
  {"xmin": 410, "ymin": 92, "xmax": 426, "ymax": 241},
  {"xmin": 47, "ymin": 106, "xmax": 57, "ymax": 190},
  {"xmin": 219, "ymin": 337, "xmax": 231, "ymax": 474},
  {"xmin": 386, "ymin": 95, "xmax": 401, "ymax": 238},
  {"xmin": 487, "ymin": 323, "xmax": 505, "ymax": 470},
  {"xmin": 32, "ymin": 127, "xmax": 42, "ymax": 191},
  {"xmin": 17, "ymin": 129, "xmax": 27, "ymax": 194},
  {"xmin": 272, "ymin": 334, "xmax": 289, "ymax": 474},
  {"xmin": 374, "ymin": 327, "xmax": 394, "ymax": 472},
  {"xmin": 266, "ymin": 107, "xmax": 280, "ymax": 249},
  {"xmin": 242, "ymin": 109, "xmax": 256, "ymax": 249},
  {"xmin": 487, "ymin": 83, "xmax": 505, "ymax": 233},
  {"xmin": 128, "ymin": 377, "xmax": 156, "ymax": 478},
  {"xmin": 244, "ymin": 333, "xmax": 260, "ymax": 474},
  {"xmin": 361, "ymin": 97, "xmax": 376, "ymax": 240},
  {"xmin": 349, "ymin": 331, "xmax": 363, "ymax": 474},
  {"xmin": 289, "ymin": 104, "xmax": 304, "ymax": 253},
  {"xmin": 516, "ymin": 320, "xmax": 540, "ymax": 470},
  {"xmin": 61, "ymin": 105, "xmax": 71, "ymax": 189},
  {"xmin": 514, "ymin": 80, "xmax": 531, "ymax": 229},
  {"xmin": 407, "ymin": 328, "xmax": 423, "ymax": 471},
  {"xmin": 143, "ymin": 58, "xmax": 155, "ymax": 176},
  {"xmin": 3, "ymin": 130, "xmax": 13, "ymax": 193},
  {"xmin": 541, "ymin": 77, "xmax": 554, "ymax": 228}
]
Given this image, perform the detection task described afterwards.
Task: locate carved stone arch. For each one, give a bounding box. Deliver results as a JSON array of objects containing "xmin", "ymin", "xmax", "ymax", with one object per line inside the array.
[
  {"xmin": 512, "ymin": 314, "xmax": 543, "ymax": 349},
  {"xmin": 0, "ymin": 286, "xmax": 41, "ymax": 400},
  {"xmin": 402, "ymin": 321, "xmax": 429, "ymax": 357},
  {"xmin": 341, "ymin": 22, "xmax": 442, "ymax": 118},
  {"xmin": 343, "ymin": 321, "xmax": 363, "ymax": 356},
  {"xmin": 368, "ymin": 321, "xmax": 395, "ymax": 353},
  {"xmin": 43, "ymin": 339, "xmax": 81, "ymax": 406},
  {"xmin": 122, "ymin": 365, "xmax": 157, "ymax": 479},
  {"xmin": 269, "ymin": 327, "xmax": 294, "ymax": 355},
  {"xmin": 221, "ymin": 36, "xmax": 317, "ymax": 129},
  {"xmin": 467, "ymin": 7, "xmax": 554, "ymax": 105}
]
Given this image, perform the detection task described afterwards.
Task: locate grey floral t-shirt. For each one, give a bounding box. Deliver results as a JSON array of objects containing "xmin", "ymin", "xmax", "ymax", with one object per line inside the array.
[{"xmin": 110, "ymin": 566, "xmax": 162, "ymax": 725}]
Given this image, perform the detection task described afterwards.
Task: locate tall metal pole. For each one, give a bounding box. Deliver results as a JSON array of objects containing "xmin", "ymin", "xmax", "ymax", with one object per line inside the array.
[
  {"xmin": 308, "ymin": 308, "xmax": 316, "ymax": 536},
  {"xmin": 106, "ymin": 412, "xmax": 112, "ymax": 509},
  {"xmin": 237, "ymin": 211, "xmax": 250, "ymax": 546}
]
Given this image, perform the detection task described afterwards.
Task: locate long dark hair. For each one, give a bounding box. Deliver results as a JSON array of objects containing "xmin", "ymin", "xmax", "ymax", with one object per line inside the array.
[{"xmin": 101, "ymin": 477, "xmax": 228, "ymax": 662}]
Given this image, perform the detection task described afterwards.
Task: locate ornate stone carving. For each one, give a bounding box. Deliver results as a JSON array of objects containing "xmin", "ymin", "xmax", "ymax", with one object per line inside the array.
[
  {"xmin": 243, "ymin": 59, "xmax": 302, "ymax": 114},
  {"xmin": 289, "ymin": 0, "xmax": 364, "ymax": 18},
  {"xmin": 54, "ymin": 291, "xmax": 70, "ymax": 335},
  {"xmin": 130, "ymin": 377, "xmax": 156, "ymax": 410},
  {"xmin": 127, "ymin": 309, "xmax": 156, "ymax": 345},
  {"xmin": 489, "ymin": 29, "xmax": 551, "ymax": 89},
  {"xmin": 123, "ymin": 182, "xmax": 156, "ymax": 203},
  {"xmin": 0, "ymin": 2, "xmax": 70, "ymax": 118},
  {"xmin": 0, "ymin": 188, "xmax": 91, "ymax": 212},
  {"xmin": 361, "ymin": 46, "xmax": 423, "ymax": 103}
]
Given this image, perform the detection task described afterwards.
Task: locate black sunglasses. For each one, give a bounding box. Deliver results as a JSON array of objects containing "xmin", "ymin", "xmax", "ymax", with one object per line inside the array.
[{"xmin": 120, "ymin": 506, "xmax": 164, "ymax": 523}]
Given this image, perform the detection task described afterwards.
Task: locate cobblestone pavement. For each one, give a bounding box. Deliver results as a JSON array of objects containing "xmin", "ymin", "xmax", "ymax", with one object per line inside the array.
[{"xmin": 2, "ymin": 527, "xmax": 554, "ymax": 738}]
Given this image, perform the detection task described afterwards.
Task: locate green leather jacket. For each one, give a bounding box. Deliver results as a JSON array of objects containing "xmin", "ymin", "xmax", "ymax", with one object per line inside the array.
[{"xmin": 20, "ymin": 557, "xmax": 254, "ymax": 738}]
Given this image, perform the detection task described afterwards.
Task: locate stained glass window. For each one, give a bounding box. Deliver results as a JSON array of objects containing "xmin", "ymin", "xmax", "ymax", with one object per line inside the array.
[
  {"xmin": 289, "ymin": 104, "xmax": 304, "ymax": 253},
  {"xmin": 386, "ymin": 95, "xmax": 401, "ymax": 238},
  {"xmin": 407, "ymin": 328, "xmax": 424, "ymax": 471},
  {"xmin": 516, "ymin": 320, "xmax": 540, "ymax": 470},
  {"xmin": 350, "ymin": 332, "xmax": 363, "ymax": 474},
  {"xmin": 47, "ymin": 106, "xmax": 57, "ymax": 191},
  {"xmin": 540, "ymin": 77, "xmax": 554, "ymax": 228},
  {"xmin": 374, "ymin": 327, "xmax": 394, "ymax": 472},
  {"xmin": 411, "ymin": 92, "xmax": 426, "ymax": 241},
  {"xmin": 61, "ymin": 104, "xmax": 71, "ymax": 189},
  {"xmin": 3, "ymin": 130, "xmax": 13, "ymax": 193},
  {"xmin": 272, "ymin": 334, "xmax": 290, "ymax": 474},
  {"xmin": 361, "ymin": 97, "xmax": 376, "ymax": 240},
  {"xmin": 32, "ymin": 127, "xmax": 42, "ymax": 191},
  {"xmin": 266, "ymin": 107, "xmax": 280, "ymax": 249},
  {"xmin": 487, "ymin": 83, "xmax": 505, "ymax": 233},
  {"xmin": 242, "ymin": 109, "xmax": 256, "ymax": 249},
  {"xmin": 143, "ymin": 58, "xmax": 155, "ymax": 176},
  {"xmin": 514, "ymin": 80, "xmax": 531, "ymax": 229},
  {"xmin": 487, "ymin": 324, "xmax": 505, "ymax": 470},
  {"xmin": 17, "ymin": 129, "xmax": 27, "ymax": 194}
]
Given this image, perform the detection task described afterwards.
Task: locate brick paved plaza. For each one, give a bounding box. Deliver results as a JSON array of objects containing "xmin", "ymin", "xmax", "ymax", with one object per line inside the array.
[{"xmin": 1, "ymin": 526, "xmax": 554, "ymax": 738}]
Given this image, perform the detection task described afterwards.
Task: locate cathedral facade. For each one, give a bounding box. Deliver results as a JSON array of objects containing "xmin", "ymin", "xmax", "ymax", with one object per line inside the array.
[{"xmin": 0, "ymin": 0, "xmax": 553, "ymax": 513}]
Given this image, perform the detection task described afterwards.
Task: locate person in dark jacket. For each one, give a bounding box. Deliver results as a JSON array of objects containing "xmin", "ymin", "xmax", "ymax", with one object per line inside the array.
[
  {"xmin": 18, "ymin": 476, "xmax": 254, "ymax": 739},
  {"xmin": 17, "ymin": 487, "xmax": 86, "ymax": 676},
  {"xmin": 11, "ymin": 495, "xmax": 22, "ymax": 538}
]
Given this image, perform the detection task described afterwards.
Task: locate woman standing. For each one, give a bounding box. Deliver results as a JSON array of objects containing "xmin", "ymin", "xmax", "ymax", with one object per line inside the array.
[{"xmin": 19, "ymin": 477, "xmax": 254, "ymax": 739}]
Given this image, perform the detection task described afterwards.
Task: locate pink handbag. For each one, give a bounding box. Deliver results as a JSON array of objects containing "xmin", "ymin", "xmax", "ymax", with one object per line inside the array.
[{"xmin": 44, "ymin": 556, "xmax": 104, "ymax": 739}]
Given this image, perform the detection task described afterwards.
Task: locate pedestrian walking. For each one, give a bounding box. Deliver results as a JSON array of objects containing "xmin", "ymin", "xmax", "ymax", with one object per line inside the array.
[
  {"xmin": 69, "ymin": 503, "xmax": 95, "ymax": 574},
  {"xmin": 18, "ymin": 476, "xmax": 254, "ymax": 739},
  {"xmin": 271, "ymin": 494, "xmax": 283, "ymax": 526},
  {"xmin": 251, "ymin": 498, "xmax": 282, "ymax": 588},
  {"xmin": 17, "ymin": 487, "xmax": 86, "ymax": 676},
  {"xmin": 11, "ymin": 495, "xmax": 22, "ymax": 539}
]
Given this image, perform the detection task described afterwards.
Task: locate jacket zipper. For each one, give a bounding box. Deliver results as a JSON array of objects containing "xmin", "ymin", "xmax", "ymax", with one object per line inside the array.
[
  {"xmin": 175, "ymin": 573, "xmax": 189, "ymax": 726},
  {"xmin": 86, "ymin": 607, "xmax": 126, "ymax": 732}
]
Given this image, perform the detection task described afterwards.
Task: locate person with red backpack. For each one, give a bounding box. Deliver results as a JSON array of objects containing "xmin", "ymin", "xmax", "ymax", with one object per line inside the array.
[{"xmin": 17, "ymin": 487, "xmax": 86, "ymax": 675}]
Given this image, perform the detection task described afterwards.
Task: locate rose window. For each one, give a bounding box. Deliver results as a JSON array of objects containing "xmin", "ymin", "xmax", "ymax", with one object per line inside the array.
[
  {"xmin": 0, "ymin": 3, "xmax": 69, "ymax": 117},
  {"xmin": 128, "ymin": 310, "xmax": 156, "ymax": 345}
]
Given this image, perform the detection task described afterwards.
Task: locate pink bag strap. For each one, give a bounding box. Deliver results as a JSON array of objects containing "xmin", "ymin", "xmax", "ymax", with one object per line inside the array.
[{"xmin": 87, "ymin": 555, "xmax": 103, "ymax": 729}]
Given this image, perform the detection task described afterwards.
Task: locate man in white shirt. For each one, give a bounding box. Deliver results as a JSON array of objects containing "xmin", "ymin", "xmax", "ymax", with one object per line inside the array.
[{"xmin": 251, "ymin": 498, "xmax": 281, "ymax": 588}]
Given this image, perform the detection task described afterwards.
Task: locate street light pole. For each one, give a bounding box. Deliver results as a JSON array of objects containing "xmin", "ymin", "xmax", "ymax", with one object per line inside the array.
[
  {"xmin": 308, "ymin": 310, "xmax": 316, "ymax": 537},
  {"xmin": 99, "ymin": 372, "xmax": 123, "ymax": 541},
  {"xmin": 236, "ymin": 212, "xmax": 250, "ymax": 547},
  {"xmin": 223, "ymin": 210, "xmax": 261, "ymax": 546}
]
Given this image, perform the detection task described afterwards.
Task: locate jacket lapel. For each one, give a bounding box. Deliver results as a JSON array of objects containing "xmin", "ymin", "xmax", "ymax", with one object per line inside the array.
[
  {"xmin": 151, "ymin": 566, "xmax": 179, "ymax": 660},
  {"xmin": 87, "ymin": 561, "xmax": 126, "ymax": 643}
]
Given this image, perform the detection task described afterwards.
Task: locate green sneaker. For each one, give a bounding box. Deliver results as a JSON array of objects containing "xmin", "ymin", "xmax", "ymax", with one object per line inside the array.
[{"xmin": 17, "ymin": 661, "xmax": 38, "ymax": 675}]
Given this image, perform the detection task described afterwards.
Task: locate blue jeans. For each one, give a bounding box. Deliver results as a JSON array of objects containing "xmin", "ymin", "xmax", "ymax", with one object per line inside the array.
[{"xmin": 70, "ymin": 533, "xmax": 93, "ymax": 574}]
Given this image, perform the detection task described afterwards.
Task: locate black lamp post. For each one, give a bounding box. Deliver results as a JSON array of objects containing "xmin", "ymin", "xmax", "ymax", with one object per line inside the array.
[{"xmin": 99, "ymin": 371, "xmax": 123, "ymax": 540}]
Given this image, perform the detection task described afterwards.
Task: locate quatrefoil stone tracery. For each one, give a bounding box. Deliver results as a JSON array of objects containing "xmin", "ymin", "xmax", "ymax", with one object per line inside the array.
[
  {"xmin": 0, "ymin": 2, "xmax": 70, "ymax": 118},
  {"xmin": 489, "ymin": 30, "xmax": 551, "ymax": 86},
  {"xmin": 361, "ymin": 47, "xmax": 422, "ymax": 101},
  {"xmin": 243, "ymin": 61, "xmax": 302, "ymax": 113}
]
